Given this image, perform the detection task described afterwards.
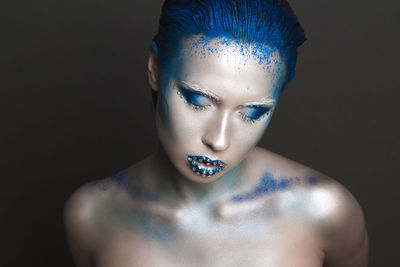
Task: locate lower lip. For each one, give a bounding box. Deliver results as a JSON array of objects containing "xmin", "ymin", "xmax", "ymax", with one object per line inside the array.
[{"xmin": 187, "ymin": 155, "xmax": 226, "ymax": 177}]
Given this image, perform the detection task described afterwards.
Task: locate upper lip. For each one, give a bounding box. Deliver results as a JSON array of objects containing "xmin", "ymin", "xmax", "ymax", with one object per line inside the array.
[{"xmin": 188, "ymin": 155, "xmax": 226, "ymax": 167}]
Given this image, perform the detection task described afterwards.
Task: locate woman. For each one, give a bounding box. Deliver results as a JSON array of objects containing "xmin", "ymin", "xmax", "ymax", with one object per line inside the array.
[{"xmin": 65, "ymin": 0, "xmax": 368, "ymax": 266}]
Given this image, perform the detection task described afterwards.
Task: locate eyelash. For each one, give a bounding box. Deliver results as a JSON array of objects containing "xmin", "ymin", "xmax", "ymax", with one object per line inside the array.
[
  {"xmin": 186, "ymin": 101, "xmax": 209, "ymax": 111},
  {"xmin": 239, "ymin": 112, "xmax": 257, "ymax": 124},
  {"xmin": 238, "ymin": 110, "xmax": 270, "ymax": 124}
]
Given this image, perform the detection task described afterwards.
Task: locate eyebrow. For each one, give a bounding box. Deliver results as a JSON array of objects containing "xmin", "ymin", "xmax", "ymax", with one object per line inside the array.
[
  {"xmin": 179, "ymin": 81, "xmax": 276, "ymax": 107},
  {"xmin": 179, "ymin": 81, "xmax": 221, "ymax": 103},
  {"xmin": 240, "ymin": 99, "xmax": 276, "ymax": 107}
]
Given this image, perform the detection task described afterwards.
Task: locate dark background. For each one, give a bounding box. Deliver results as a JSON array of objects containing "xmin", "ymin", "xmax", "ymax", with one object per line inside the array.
[{"xmin": 1, "ymin": 0, "xmax": 399, "ymax": 266}]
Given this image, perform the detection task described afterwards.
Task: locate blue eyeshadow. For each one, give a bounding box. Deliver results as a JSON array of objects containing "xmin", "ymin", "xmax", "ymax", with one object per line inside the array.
[
  {"xmin": 179, "ymin": 87, "xmax": 208, "ymax": 107},
  {"xmin": 243, "ymin": 106, "xmax": 271, "ymax": 120}
]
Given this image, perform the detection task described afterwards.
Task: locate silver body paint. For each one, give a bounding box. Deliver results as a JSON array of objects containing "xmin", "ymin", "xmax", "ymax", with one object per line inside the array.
[{"xmin": 64, "ymin": 37, "xmax": 368, "ymax": 267}]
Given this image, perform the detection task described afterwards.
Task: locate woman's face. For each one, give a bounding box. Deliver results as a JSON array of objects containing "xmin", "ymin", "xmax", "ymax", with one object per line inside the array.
[{"xmin": 152, "ymin": 37, "xmax": 286, "ymax": 183}]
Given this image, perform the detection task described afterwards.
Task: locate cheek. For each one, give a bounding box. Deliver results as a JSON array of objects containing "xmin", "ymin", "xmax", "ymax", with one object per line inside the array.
[
  {"xmin": 233, "ymin": 123, "xmax": 266, "ymax": 154},
  {"xmin": 162, "ymin": 94, "xmax": 207, "ymax": 141},
  {"xmin": 230, "ymin": 111, "xmax": 273, "ymax": 157}
]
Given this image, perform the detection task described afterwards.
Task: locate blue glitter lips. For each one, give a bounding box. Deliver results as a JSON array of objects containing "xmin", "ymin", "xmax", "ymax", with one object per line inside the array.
[{"xmin": 187, "ymin": 155, "xmax": 226, "ymax": 177}]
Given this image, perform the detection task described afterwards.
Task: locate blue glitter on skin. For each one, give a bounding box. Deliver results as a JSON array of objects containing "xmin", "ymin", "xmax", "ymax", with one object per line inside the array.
[
  {"xmin": 89, "ymin": 179, "xmax": 110, "ymax": 191},
  {"xmin": 184, "ymin": 36, "xmax": 278, "ymax": 71},
  {"xmin": 308, "ymin": 177, "xmax": 318, "ymax": 185},
  {"xmin": 95, "ymin": 171, "xmax": 160, "ymax": 202},
  {"xmin": 179, "ymin": 37, "xmax": 286, "ymax": 100},
  {"xmin": 231, "ymin": 173, "xmax": 318, "ymax": 202},
  {"xmin": 110, "ymin": 171, "xmax": 129, "ymax": 189}
]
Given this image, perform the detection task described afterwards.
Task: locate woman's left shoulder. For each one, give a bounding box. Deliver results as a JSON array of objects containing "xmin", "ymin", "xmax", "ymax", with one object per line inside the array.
[
  {"xmin": 300, "ymin": 174, "xmax": 368, "ymax": 266},
  {"xmin": 301, "ymin": 175, "xmax": 366, "ymax": 236},
  {"xmin": 250, "ymin": 147, "xmax": 365, "ymax": 219},
  {"xmin": 251, "ymin": 147, "xmax": 368, "ymax": 266}
]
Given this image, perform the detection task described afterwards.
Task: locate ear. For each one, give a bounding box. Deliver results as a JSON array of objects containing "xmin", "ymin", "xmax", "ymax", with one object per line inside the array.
[{"xmin": 148, "ymin": 42, "xmax": 159, "ymax": 92}]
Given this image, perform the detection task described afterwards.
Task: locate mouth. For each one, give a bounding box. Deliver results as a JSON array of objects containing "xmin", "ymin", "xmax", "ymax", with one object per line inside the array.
[{"xmin": 187, "ymin": 155, "xmax": 226, "ymax": 177}]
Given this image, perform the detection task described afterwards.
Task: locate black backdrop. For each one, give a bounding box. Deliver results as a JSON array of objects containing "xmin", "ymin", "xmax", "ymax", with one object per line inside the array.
[{"xmin": 1, "ymin": 0, "xmax": 399, "ymax": 266}]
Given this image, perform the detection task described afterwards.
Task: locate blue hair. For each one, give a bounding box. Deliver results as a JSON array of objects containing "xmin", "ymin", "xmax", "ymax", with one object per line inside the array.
[{"xmin": 153, "ymin": 0, "xmax": 306, "ymax": 85}]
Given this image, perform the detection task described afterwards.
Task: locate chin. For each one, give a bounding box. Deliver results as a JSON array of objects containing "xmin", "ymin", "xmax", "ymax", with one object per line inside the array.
[{"xmin": 183, "ymin": 170, "xmax": 225, "ymax": 184}]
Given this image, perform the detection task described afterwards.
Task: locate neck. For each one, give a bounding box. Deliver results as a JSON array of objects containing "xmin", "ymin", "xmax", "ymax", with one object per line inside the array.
[{"xmin": 151, "ymin": 145, "xmax": 245, "ymax": 206}]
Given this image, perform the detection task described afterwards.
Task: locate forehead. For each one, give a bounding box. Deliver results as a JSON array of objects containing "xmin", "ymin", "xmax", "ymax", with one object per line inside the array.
[{"xmin": 170, "ymin": 36, "xmax": 286, "ymax": 99}]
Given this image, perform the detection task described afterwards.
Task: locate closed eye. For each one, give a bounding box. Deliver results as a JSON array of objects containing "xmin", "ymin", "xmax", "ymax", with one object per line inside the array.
[
  {"xmin": 178, "ymin": 86, "xmax": 211, "ymax": 109},
  {"xmin": 240, "ymin": 105, "xmax": 272, "ymax": 122}
]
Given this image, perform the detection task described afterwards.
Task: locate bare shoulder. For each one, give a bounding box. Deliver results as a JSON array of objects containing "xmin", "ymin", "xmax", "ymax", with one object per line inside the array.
[
  {"xmin": 64, "ymin": 179, "xmax": 107, "ymax": 239},
  {"xmin": 250, "ymin": 147, "xmax": 368, "ymax": 266},
  {"xmin": 64, "ymin": 177, "xmax": 118, "ymax": 267},
  {"xmin": 64, "ymin": 169, "xmax": 139, "ymax": 233},
  {"xmin": 303, "ymin": 178, "xmax": 368, "ymax": 266}
]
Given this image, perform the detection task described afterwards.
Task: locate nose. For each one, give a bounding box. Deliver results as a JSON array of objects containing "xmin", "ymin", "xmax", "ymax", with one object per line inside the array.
[{"xmin": 201, "ymin": 110, "xmax": 231, "ymax": 152}]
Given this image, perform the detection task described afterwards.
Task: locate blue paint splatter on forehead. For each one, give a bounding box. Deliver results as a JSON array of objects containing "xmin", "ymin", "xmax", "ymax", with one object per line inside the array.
[
  {"xmin": 181, "ymin": 35, "xmax": 284, "ymax": 74},
  {"xmin": 171, "ymin": 35, "xmax": 287, "ymax": 100}
]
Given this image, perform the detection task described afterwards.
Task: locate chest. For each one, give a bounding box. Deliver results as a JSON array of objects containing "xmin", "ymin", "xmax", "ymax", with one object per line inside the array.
[{"xmin": 93, "ymin": 220, "xmax": 324, "ymax": 267}]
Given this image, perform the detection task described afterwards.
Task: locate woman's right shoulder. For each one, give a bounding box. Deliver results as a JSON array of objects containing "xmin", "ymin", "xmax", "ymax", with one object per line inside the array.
[
  {"xmin": 63, "ymin": 165, "xmax": 150, "ymax": 232},
  {"xmin": 64, "ymin": 171, "xmax": 140, "ymax": 266},
  {"xmin": 64, "ymin": 178, "xmax": 114, "ymax": 267},
  {"xmin": 64, "ymin": 178, "xmax": 113, "ymax": 241},
  {"xmin": 64, "ymin": 172, "xmax": 130, "ymax": 227},
  {"xmin": 64, "ymin": 180, "xmax": 105, "ymax": 224}
]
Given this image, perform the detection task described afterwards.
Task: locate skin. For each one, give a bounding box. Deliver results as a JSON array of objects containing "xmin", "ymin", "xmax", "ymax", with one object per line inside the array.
[{"xmin": 64, "ymin": 37, "xmax": 368, "ymax": 267}]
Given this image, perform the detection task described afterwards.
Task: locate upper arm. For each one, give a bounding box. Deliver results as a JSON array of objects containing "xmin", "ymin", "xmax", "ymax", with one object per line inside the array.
[
  {"xmin": 308, "ymin": 181, "xmax": 368, "ymax": 267},
  {"xmin": 64, "ymin": 185, "xmax": 98, "ymax": 267}
]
